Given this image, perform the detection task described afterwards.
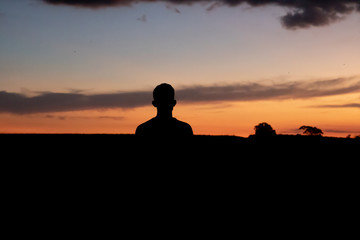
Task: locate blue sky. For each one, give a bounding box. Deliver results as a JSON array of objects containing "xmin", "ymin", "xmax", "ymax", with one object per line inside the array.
[{"xmin": 1, "ymin": 0, "xmax": 358, "ymax": 93}]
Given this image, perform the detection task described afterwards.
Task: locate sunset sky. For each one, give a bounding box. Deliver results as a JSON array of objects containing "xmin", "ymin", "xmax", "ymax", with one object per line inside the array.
[{"xmin": 1, "ymin": 0, "xmax": 360, "ymax": 137}]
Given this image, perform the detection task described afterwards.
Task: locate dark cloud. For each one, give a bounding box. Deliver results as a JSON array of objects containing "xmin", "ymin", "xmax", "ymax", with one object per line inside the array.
[
  {"xmin": 280, "ymin": 0, "xmax": 358, "ymax": 29},
  {"xmin": 43, "ymin": 0, "xmax": 134, "ymax": 8},
  {"xmin": 1, "ymin": 77, "xmax": 359, "ymax": 114},
  {"xmin": 0, "ymin": 91, "xmax": 151, "ymax": 114},
  {"xmin": 42, "ymin": 0, "xmax": 360, "ymax": 29},
  {"xmin": 177, "ymin": 77, "xmax": 360, "ymax": 103}
]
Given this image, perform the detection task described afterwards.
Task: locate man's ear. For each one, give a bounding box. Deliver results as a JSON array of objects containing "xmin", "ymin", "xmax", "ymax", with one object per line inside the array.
[{"xmin": 152, "ymin": 100, "xmax": 157, "ymax": 107}]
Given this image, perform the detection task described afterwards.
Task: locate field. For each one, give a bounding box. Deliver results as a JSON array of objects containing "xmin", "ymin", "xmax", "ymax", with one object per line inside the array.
[
  {"xmin": 2, "ymin": 134, "xmax": 358, "ymax": 160},
  {"xmin": 2, "ymin": 133, "xmax": 357, "ymax": 212}
]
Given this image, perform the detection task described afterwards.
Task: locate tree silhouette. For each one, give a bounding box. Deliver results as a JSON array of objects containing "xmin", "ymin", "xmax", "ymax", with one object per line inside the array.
[
  {"xmin": 299, "ymin": 126, "xmax": 323, "ymax": 136},
  {"xmin": 254, "ymin": 122, "xmax": 276, "ymax": 137}
]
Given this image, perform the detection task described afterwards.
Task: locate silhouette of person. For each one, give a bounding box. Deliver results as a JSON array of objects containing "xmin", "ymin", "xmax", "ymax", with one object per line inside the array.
[{"xmin": 135, "ymin": 83, "xmax": 193, "ymax": 137}]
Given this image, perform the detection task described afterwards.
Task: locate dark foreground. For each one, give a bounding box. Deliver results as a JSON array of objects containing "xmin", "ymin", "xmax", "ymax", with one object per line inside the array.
[
  {"xmin": 2, "ymin": 133, "xmax": 358, "ymax": 159},
  {"xmin": 3, "ymin": 133, "xmax": 358, "ymax": 187},
  {"xmin": 2, "ymin": 133, "xmax": 357, "ymax": 231}
]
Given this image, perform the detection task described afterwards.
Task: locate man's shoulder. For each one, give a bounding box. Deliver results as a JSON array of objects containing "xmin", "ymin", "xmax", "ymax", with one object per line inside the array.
[
  {"xmin": 135, "ymin": 118, "xmax": 156, "ymax": 134},
  {"xmin": 174, "ymin": 118, "xmax": 191, "ymax": 128},
  {"xmin": 173, "ymin": 118, "xmax": 193, "ymax": 134},
  {"xmin": 136, "ymin": 117, "xmax": 193, "ymax": 136},
  {"xmin": 138, "ymin": 118, "xmax": 156, "ymax": 127}
]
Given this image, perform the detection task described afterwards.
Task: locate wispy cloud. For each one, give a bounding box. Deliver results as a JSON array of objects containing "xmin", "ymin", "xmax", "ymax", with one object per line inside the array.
[
  {"xmin": 313, "ymin": 103, "xmax": 360, "ymax": 109},
  {"xmin": 42, "ymin": 0, "xmax": 360, "ymax": 29},
  {"xmin": 44, "ymin": 114, "xmax": 125, "ymax": 121},
  {"xmin": 1, "ymin": 77, "xmax": 359, "ymax": 114}
]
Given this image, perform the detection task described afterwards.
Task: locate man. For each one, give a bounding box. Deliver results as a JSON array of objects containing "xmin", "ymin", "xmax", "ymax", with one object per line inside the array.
[{"xmin": 135, "ymin": 83, "xmax": 193, "ymax": 137}]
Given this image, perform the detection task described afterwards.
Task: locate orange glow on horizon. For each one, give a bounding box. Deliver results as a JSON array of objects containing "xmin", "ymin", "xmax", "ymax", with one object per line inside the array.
[{"xmin": 1, "ymin": 93, "xmax": 359, "ymax": 138}]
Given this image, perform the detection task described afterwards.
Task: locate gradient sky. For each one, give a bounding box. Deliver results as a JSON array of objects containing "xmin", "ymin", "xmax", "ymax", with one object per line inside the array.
[{"xmin": 1, "ymin": 0, "xmax": 360, "ymax": 136}]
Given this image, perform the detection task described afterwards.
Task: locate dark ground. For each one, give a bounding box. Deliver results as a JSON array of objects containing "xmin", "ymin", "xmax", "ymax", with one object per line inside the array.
[
  {"xmin": 3, "ymin": 133, "xmax": 357, "ymax": 189},
  {"xmin": 2, "ymin": 133, "xmax": 358, "ymax": 159},
  {"xmin": 2, "ymin": 133, "xmax": 357, "ymax": 231}
]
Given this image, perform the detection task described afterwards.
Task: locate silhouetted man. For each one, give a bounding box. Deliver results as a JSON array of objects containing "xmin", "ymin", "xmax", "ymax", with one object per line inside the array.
[{"xmin": 135, "ymin": 83, "xmax": 193, "ymax": 137}]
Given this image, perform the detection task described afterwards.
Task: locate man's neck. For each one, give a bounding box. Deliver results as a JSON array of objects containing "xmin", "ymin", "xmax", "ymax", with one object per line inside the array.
[{"xmin": 156, "ymin": 110, "xmax": 173, "ymax": 119}]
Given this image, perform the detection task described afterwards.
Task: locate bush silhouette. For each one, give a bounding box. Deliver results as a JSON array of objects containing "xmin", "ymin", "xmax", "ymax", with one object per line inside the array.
[
  {"xmin": 254, "ymin": 122, "xmax": 277, "ymax": 137},
  {"xmin": 299, "ymin": 125, "xmax": 323, "ymax": 136}
]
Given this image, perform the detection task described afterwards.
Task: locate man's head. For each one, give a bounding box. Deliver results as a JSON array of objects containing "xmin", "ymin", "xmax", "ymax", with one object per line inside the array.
[{"xmin": 152, "ymin": 83, "xmax": 177, "ymax": 112}]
